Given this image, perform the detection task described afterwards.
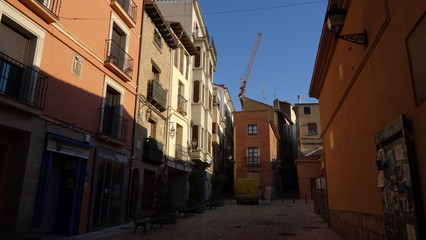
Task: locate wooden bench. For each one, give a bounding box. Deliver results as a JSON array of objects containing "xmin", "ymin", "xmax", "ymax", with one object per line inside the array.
[
  {"xmin": 205, "ymin": 200, "xmax": 217, "ymax": 210},
  {"xmin": 133, "ymin": 212, "xmax": 165, "ymax": 233},
  {"xmin": 177, "ymin": 202, "xmax": 195, "ymax": 218}
]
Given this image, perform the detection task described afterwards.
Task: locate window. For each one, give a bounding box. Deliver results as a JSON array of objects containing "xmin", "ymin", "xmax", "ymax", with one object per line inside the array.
[
  {"xmin": 102, "ymin": 86, "xmax": 121, "ymax": 136},
  {"xmin": 247, "ymin": 171, "xmax": 259, "ymax": 180},
  {"xmin": 184, "ymin": 53, "xmax": 189, "ymax": 79},
  {"xmin": 149, "ymin": 119, "xmax": 157, "ymax": 138},
  {"xmin": 304, "ymin": 107, "xmax": 311, "ymax": 114},
  {"xmin": 111, "ymin": 23, "xmax": 127, "ymax": 69},
  {"xmin": 248, "ymin": 124, "xmax": 258, "ymax": 135},
  {"xmin": 195, "ymin": 47, "xmax": 201, "ymax": 67},
  {"xmin": 101, "ymin": 77, "xmax": 127, "ymax": 141},
  {"xmin": 212, "ymin": 122, "xmax": 218, "ymax": 134},
  {"xmin": 208, "ymin": 133, "xmax": 211, "ymax": 153},
  {"xmin": 308, "ymin": 123, "xmax": 318, "ymax": 135},
  {"xmin": 193, "ymin": 81, "xmax": 200, "ymax": 103},
  {"xmin": 201, "ymin": 83, "xmax": 205, "ymax": 104},
  {"xmin": 174, "ymin": 47, "xmax": 179, "ymax": 68},
  {"xmin": 106, "ymin": 17, "xmax": 132, "ymax": 79},
  {"xmin": 247, "ymin": 147, "xmax": 260, "ymax": 166},
  {"xmin": 0, "ymin": 7, "xmax": 46, "ymax": 107},
  {"xmin": 152, "ymin": 65, "xmax": 160, "ymax": 81},
  {"xmin": 154, "ymin": 30, "xmax": 162, "ymax": 48},
  {"xmin": 192, "ymin": 125, "xmax": 199, "ymax": 149},
  {"xmin": 208, "ymin": 91, "xmax": 212, "ymax": 110}
]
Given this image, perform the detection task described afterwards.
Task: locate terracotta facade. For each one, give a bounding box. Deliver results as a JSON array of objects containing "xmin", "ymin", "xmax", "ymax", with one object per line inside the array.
[{"xmin": 310, "ymin": 0, "xmax": 426, "ymax": 238}]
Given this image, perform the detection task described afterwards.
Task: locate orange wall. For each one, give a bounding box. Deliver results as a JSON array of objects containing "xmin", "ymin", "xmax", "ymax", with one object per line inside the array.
[
  {"xmin": 317, "ymin": 0, "xmax": 426, "ymax": 217},
  {"xmin": 19, "ymin": 0, "xmax": 141, "ymax": 142}
]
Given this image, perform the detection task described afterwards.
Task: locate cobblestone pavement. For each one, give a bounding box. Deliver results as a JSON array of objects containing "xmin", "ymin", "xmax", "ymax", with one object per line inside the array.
[{"xmin": 64, "ymin": 200, "xmax": 342, "ymax": 240}]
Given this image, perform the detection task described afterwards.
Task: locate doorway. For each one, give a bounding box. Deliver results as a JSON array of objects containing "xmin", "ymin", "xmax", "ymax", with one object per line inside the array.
[
  {"xmin": 141, "ymin": 169, "xmax": 155, "ymax": 212},
  {"xmin": 92, "ymin": 159, "xmax": 124, "ymax": 228}
]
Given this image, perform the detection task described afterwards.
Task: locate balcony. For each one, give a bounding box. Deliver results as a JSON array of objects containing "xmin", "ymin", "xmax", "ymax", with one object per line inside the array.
[
  {"xmin": 143, "ymin": 138, "xmax": 164, "ymax": 165},
  {"xmin": 0, "ymin": 52, "xmax": 48, "ymax": 110},
  {"xmin": 104, "ymin": 39, "xmax": 133, "ymax": 82},
  {"xmin": 20, "ymin": 0, "xmax": 61, "ymax": 23},
  {"xmin": 99, "ymin": 108, "xmax": 129, "ymax": 142},
  {"xmin": 175, "ymin": 144, "xmax": 188, "ymax": 161},
  {"xmin": 110, "ymin": 0, "xmax": 137, "ymax": 28},
  {"xmin": 177, "ymin": 94, "xmax": 187, "ymax": 116},
  {"xmin": 147, "ymin": 80, "xmax": 166, "ymax": 112}
]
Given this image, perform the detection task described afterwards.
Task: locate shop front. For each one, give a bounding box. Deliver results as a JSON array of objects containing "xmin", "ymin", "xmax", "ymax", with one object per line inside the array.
[
  {"xmin": 90, "ymin": 147, "xmax": 129, "ymax": 230},
  {"xmin": 33, "ymin": 134, "xmax": 91, "ymax": 236}
]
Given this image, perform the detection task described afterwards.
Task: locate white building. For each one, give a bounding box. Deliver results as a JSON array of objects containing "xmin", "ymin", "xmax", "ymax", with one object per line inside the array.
[{"xmin": 155, "ymin": 0, "xmax": 217, "ymax": 200}]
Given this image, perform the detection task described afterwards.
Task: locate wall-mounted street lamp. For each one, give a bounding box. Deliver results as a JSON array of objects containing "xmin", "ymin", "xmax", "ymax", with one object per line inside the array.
[
  {"xmin": 326, "ymin": 4, "xmax": 368, "ymax": 47},
  {"xmin": 170, "ymin": 124, "xmax": 176, "ymax": 139}
]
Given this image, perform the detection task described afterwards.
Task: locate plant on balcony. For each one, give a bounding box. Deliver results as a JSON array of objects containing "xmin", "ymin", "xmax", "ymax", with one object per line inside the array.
[
  {"xmin": 209, "ymin": 174, "xmax": 227, "ymax": 206},
  {"xmin": 188, "ymin": 169, "xmax": 205, "ymax": 213}
]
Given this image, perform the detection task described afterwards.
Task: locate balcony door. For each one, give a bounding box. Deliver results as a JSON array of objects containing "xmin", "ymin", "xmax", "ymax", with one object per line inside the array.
[
  {"xmin": 111, "ymin": 24, "xmax": 126, "ymax": 69},
  {"xmin": 0, "ymin": 16, "xmax": 35, "ymax": 98},
  {"xmin": 102, "ymin": 86, "xmax": 121, "ymax": 137}
]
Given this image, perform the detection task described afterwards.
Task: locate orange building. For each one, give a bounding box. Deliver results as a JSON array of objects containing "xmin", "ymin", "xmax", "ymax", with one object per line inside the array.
[
  {"xmin": 310, "ymin": 0, "xmax": 426, "ymax": 239},
  {"xmin": 0, "ymin": 0, "xmax": 141, "ymax": 237}
]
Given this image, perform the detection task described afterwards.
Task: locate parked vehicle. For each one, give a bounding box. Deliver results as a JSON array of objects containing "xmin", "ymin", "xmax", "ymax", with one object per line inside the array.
[{"xmin": 236, "ymin": 178, "xmax": 259, "ymax": 205}]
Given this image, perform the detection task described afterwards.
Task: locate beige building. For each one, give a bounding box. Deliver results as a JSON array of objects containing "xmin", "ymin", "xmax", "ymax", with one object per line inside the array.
[
  {"xmin": 166, "ymin": 21, "xmax": 198, "ymax": 202},
  {"xmin": 212, "ymin": 84, "xmax": 235, "ymax": 196},
  {"xmin": 294, "ymin": 103, "xmax": 322, "ymax": 155},
  {"xmin": 294, "ymin": 103, "xmax": 323, "ymax": 199},
  {"xmin": 155, "ymin": 0, "xmax": 217, "ymax": 200}
]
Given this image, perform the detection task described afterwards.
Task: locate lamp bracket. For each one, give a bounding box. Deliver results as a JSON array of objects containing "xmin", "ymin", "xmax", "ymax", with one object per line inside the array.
[{"xmin": 337, "ymin": 30, "xmax": 368, "ymax": 47}]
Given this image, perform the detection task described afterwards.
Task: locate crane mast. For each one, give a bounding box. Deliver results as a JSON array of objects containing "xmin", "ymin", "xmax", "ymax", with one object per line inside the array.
[{"xmin": 238, "ymin": 32, "xmax": 262, "ymax": 98}]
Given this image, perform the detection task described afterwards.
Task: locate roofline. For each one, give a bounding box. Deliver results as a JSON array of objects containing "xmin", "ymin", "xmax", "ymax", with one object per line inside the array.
[
  {"xmin": 169, "ymin": 21, "xmax": 199, "ymax": 56},
  {"xmin": 144, "ymin": 1, "xmax": 179, "ymax": 49}
]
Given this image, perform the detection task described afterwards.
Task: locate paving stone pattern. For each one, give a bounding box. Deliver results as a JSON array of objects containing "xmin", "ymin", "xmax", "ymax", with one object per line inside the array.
[{"xmin": 64, "ymin": 200, "xmax": 342, "ymax": 240}]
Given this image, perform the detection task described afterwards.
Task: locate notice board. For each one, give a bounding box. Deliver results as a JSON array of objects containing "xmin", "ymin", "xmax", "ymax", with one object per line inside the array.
[{"xmin": 375, "ymin": 115, "xmax": 421, "ymax": 240}]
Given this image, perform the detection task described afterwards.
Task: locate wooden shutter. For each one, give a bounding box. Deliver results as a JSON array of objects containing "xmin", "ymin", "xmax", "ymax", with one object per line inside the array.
[
  {"xmin": 195, "ymin": 47, "xmax": 200, "ymax": 67},
  {"xmin": 193, "ymin": 81, "xmax": 199, "ymax": 103}
]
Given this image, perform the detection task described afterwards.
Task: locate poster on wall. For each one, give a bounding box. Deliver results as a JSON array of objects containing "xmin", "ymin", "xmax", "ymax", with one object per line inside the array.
[{"xmin": 375, "ymin": 115, "xmax": 421, "ymax": 240}]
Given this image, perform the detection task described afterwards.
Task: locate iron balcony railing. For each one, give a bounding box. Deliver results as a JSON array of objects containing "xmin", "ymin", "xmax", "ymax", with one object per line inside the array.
[
  {"xmin": 0, "ymin": 52, "xmax": 48, "ymax": 109},
  {"xmin": 99, "ymin": 108, "xmax": 129, "ymax": 142},
  {"xmin": 117, "ymin": 0, "xmax": 137, "ymax": 23},
  {"xmin": 177, "ymin": 94, "xmax": 187, "ymax": 116},
  {"xmin": 175, "ymin": 144, "xmax": 188, "ymax": 161},
  {"xmin": 147, "ymin": 80, "xmax": 166, "ymax": 112},
  {"xmin": 36, "ymin": 0, "xmax": 62, "ymax": 18},
  {"xmin": 105, "ymin": 39, "xmax": 133, "ymax": 78}
]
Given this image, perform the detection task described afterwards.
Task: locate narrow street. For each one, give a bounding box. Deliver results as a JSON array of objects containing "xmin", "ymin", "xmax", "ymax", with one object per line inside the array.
[{"xmin": 62, "ymin": 200, "xmax": 341, "ymax": 240}]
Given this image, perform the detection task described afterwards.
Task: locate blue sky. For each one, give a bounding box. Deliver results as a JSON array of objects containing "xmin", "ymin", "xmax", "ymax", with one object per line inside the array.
[{"xmin": 197, "ymin": 0, "xmax": 328, "ymax": 110}]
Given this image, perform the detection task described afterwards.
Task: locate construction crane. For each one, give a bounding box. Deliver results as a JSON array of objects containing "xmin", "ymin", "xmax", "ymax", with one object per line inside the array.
[{"xmin": 238, "ymin": 32, "xmax": 262, "ymax": 98}]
